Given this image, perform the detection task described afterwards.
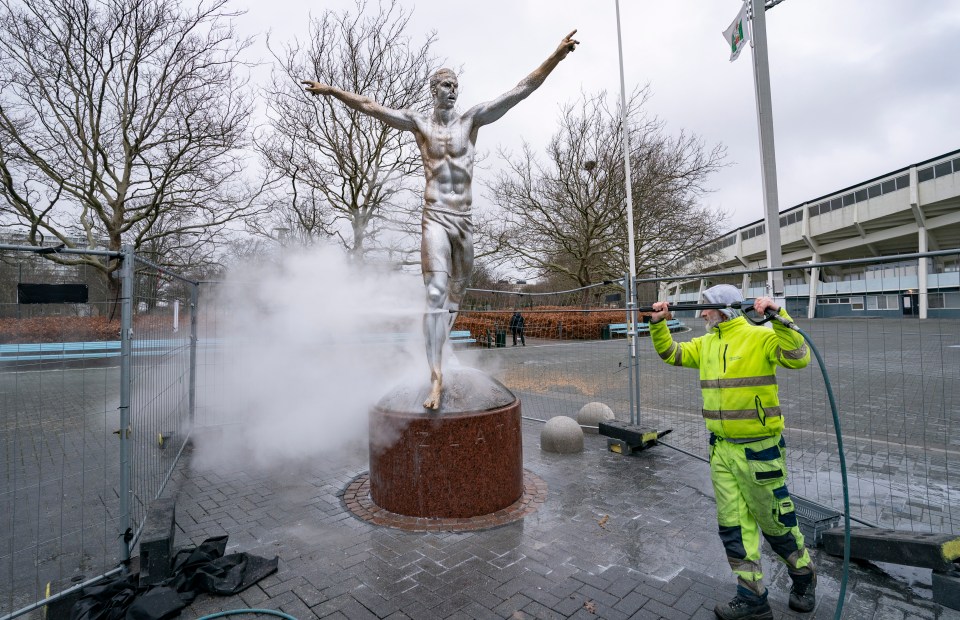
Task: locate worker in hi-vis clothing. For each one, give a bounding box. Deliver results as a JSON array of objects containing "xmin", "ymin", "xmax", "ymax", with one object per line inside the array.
[{"xmin": 648, "ymin": 284, "xmax": 816, "ymax": 620}]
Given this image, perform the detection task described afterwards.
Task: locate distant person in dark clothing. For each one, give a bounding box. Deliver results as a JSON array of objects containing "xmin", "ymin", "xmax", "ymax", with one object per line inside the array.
[{"xmin": 509, "ymin": 311, "xmax": 526, "ymax": 346}]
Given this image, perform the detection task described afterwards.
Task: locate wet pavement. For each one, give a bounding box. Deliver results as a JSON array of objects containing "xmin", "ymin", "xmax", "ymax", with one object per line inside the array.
[{"xmin": 164, "ymin": 420, "xmax": 960, "ymax": 620}]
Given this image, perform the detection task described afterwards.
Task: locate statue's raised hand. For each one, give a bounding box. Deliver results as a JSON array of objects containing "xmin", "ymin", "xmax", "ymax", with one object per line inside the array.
[
  {"xmin": 558, "ymin": 30, "xmax": 580, "ymax": 57},
  {"xmin": 302, "ymin": 80, "xmax": 331, "ymax": 97}
]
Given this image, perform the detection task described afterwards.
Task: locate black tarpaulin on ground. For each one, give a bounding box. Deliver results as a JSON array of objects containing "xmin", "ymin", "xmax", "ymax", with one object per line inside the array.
[{"xmin": 68, "ymin": 536, "xmax": 278, "ymax": 620}]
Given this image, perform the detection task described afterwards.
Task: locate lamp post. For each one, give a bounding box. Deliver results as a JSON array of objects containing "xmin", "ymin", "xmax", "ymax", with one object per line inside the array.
[
  {"xmin": 614, "ymin": 0, "xmax": 637, "ymax": 283},
  {"xmin": 614, "ymin": 0, "xmax": 640, "ymax": 424}
]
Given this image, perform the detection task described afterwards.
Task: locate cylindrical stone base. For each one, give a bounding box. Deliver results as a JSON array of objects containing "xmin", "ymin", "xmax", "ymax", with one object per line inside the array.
[{"xmin": 369, "ymin": 370, "xmax": 522, "ymax": 518}]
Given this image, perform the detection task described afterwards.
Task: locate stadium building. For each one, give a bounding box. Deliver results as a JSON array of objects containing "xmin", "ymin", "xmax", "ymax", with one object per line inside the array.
[{"xmin": 666, "ymin": 148, "xmax": 960, "ymax": 319}]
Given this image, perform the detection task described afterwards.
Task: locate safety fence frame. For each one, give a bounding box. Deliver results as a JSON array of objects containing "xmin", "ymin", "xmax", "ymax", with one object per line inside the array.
[
  {"xmin": 628, "ymin": 250, "xmax": 959, "ymax": 536},
  {"xmin": 0, "ymin": 244, "xmax": 198, "ymax": 619},
  {"xmin": 457, "ymin": 250, "xmax": 958, "ymax": 538}
]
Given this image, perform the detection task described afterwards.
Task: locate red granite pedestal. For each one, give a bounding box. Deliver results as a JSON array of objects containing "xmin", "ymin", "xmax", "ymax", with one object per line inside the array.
[{"xmin": 368, "ymin": 368, "xmax": 523, "ymax": 519}]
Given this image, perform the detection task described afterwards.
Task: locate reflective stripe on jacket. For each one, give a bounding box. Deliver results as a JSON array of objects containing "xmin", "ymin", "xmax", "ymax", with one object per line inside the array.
[{"xmin": 650, "ymin": 310, "xmax": 809, "ymax": 439}]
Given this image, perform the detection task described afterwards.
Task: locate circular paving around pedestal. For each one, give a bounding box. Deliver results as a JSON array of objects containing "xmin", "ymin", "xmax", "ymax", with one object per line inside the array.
[{"xmin": 342, "ymin": 470, "xmax": 547, "ymax": 532}]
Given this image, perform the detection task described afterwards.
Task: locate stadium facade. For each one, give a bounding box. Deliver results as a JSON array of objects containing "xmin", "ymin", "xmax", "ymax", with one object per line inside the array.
[{"xmin": 666, "ymin": 148, "xmax": 960, "ymax": 319}]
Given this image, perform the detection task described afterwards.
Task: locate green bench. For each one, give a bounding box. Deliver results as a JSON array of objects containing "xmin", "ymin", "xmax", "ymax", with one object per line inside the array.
[
  {"xmin": 607, "ymin": 319, "xmax": 685, "ymax": 337},
  {"xmin": 450, "ymin": 330, "xmax": 476, "ymax": 345}
]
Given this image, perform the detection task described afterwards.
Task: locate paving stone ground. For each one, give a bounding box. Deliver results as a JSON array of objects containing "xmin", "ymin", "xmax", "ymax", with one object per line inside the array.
[{"xmin": 160, "ymin": 421, "xmax": 957, "ymax": 620}]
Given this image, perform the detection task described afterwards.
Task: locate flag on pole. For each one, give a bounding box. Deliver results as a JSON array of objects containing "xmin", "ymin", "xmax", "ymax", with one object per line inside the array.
[{"xmin": 723, "ymin": 1, "xmax": 750, "ymax": 62}]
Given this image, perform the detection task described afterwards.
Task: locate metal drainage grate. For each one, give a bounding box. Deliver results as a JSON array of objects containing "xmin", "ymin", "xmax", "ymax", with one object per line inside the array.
[{"xmin": 794, "ymin": 496, "xmax": 842, "ymax": 547}]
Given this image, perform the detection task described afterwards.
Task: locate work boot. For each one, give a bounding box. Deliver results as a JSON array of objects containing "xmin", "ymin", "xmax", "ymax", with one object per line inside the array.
[
  {"xmin": 789, "ymin": 569, "xmax": 817, "ymax": 612},
  {"xmin": 714, "ymin": 586, "xmax": 773, "ymax": 620}
]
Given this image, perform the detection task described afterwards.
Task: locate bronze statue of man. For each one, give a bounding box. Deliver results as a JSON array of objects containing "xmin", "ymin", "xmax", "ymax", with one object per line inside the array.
[{"xmin": 304, "ymin": 30, "xmax": 579, "ymax": 409}]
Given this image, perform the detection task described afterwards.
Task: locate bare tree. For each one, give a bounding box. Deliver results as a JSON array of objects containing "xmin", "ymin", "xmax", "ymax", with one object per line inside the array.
[
  {"xmin": 132, "ymin": 209, "xmax": 224, "ymax": 278},
  {"xmin": 256, "ymin": 0, "xmax": 437, "ymax": 265},
  {"xmin": 487, "ymin": 88, "xmax": 727, "ymax": 288},
  {"xmin": 0, "ymin": 0, "xmax": 265, "ymax": 296}
]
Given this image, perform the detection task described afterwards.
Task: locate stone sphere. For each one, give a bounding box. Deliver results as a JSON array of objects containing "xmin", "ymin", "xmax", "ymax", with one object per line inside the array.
[
  {"xmin": 541, "ymin": 416, "xmax": 584, "ymax": 453},
  {"xmin": 576, "ymin": 402, "xmax": 615, "ymax": 433}
]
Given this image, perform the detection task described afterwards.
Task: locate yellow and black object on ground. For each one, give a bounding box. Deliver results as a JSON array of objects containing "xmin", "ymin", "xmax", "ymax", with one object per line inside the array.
[{"xmin": 598, "ymin": 420, "xmax": 672, "ymax": 456}]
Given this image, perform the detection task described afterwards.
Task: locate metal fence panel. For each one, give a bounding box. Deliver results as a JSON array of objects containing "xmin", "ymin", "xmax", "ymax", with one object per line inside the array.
[
  {"xmin": 126, "ymin": 255, "xmax": 195, "ymax": 546},
  {"xmin": 0, "ymin": 248, "xmax": 196, "ymax": 618},
  {"xmin": 457, "ymin": 256, "xmax": 959, "ymax": 536},
  {"xmin": 1, "ymin": 252, "xmax": 123, "ymax": 616},
  {"xmin": 456, "ymin": 284, "xmax": 634, "ymax": 424},
  {"xmin": 632, "ymin": 257, "xmax": 959, "ymax": 535},
  {"xmin": 194, "ymin": 281, "xmax": 232, "ymax": 429}
]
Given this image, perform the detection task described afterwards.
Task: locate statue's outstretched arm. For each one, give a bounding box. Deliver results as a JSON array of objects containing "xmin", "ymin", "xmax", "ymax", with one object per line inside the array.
[
  {"xmin": 302, "ymin": 80, "xmax": 418, "ymax": 131},
  {"xmin": 469, "ymin": 30, "xmax": 579, "ymax": 127}
]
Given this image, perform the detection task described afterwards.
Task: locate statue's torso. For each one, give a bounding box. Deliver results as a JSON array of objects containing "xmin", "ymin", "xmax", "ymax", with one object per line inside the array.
[{"xmin": 414, "ymin": 116, "xmax": 477, "ymax": 215}]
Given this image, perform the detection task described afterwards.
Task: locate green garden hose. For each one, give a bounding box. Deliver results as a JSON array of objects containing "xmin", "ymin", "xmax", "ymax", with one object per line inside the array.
[
  {"xmin": 195, "ymin": 609, "xmax": 298, "ymax": 620},
  {"xmin": 764, "ymin": 310, "xmax": 850, "ymax": 620}
]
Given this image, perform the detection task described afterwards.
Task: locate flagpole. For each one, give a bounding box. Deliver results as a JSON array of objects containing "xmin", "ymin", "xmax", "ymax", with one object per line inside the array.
[{"xmin": 748, "ymin": 0, "xmax": 785, "ymax": 299}]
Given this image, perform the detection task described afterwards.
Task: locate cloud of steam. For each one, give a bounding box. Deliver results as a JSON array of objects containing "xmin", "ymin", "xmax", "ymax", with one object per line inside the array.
[{"xmin": 195, "ymin": 244, "xmax": 430, "ymax": 470}]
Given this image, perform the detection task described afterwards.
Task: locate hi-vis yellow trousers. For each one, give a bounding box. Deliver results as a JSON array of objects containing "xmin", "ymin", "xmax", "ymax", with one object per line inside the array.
[{"xmin": 710, "ymin": 434, "xmax": 812, "ymax": 595}]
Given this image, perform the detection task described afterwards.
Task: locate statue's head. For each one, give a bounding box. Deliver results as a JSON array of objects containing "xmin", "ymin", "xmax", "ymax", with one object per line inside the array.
[{"xmin": 429, "ymin": 68, "xmax": 458, "ymax": 110}]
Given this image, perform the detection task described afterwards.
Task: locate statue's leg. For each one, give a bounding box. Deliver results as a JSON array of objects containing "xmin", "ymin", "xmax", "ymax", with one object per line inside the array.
[
  {"xmin": 441, "ymin": 218, "xmax": 471, "ymax": 390},
  {"xmin": 447, "ymin": 216, "xmax": 473, "ymax": 330},
  {"xmin": 420, "ymin": 212, "xmax": 452, "ymax": 409},
  {"xmin": 427, "ymin": 214, "xmax": 470, "ymax": 407},
  {"xmin": 422, "ymin": 271, "xmax": 448, "ymax": 409},
  {"xmin": 419, "ymin": 209, "xmax": 472, "ymax": 410}
]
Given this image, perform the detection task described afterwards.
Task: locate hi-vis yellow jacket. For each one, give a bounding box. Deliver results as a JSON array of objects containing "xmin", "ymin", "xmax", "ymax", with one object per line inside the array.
[{"xmin": 650, "ymin": 310, "xmax": 809, "ymax": 440}]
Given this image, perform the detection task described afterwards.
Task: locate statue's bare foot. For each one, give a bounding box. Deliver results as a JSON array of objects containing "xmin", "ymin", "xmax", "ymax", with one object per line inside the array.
[{"xmin": 423, "ymin": 377, "xmax": 442, "ymax": 410}]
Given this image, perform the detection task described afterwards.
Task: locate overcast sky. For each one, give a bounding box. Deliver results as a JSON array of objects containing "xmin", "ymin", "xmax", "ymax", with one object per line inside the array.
[{"xmin": 235, "ymin": 0, "xmax": 960, "ymax": 235}]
